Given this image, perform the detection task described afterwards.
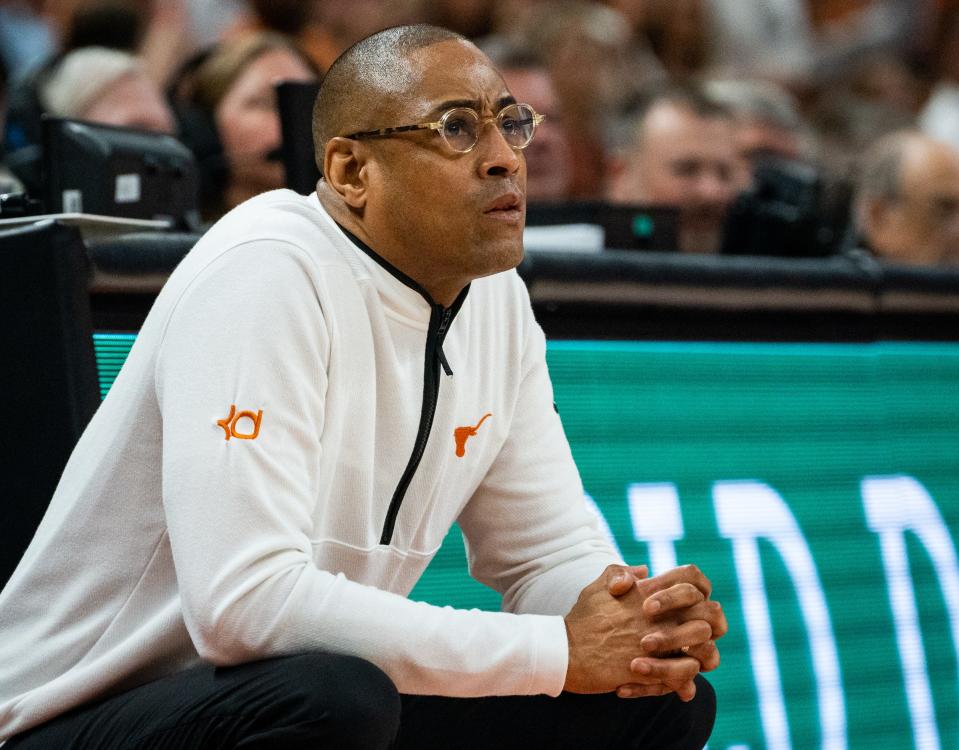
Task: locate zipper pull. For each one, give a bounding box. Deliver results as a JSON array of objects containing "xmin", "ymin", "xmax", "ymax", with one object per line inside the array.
[
  {"xmin": 436, "ymin": 307, "xmax": 453, "ymax": 376},
  {"xmin": 437, "ymin": 345, "xmax": 452, "ymax": 376}
]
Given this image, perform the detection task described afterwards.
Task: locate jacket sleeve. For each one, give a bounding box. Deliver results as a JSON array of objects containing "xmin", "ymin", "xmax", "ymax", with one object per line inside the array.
[
  {"xmin": 457, "ymin": 280, "xmax": 623, "ymax": 621},
  {"xmin": 155, "ymin": 241, "xmax": 568, "ymax": 697}
]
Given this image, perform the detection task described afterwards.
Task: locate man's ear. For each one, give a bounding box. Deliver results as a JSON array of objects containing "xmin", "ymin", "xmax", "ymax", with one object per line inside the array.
[{"xmin": 323, "ymin": 137, "xmax": 369, "ymax": 209}]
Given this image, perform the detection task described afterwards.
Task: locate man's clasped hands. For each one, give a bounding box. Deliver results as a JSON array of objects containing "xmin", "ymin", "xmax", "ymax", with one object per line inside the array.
[{"xmin": 564, "ymin": 564, "xmax": 728, "ymax": 700}]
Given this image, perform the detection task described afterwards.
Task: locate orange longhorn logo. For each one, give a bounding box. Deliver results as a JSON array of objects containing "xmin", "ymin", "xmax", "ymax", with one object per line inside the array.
[
  {"xmin": 454, "ymin": 413, "xmax": 492, "ymax": 457},
  {"xmin": 216, "ymin": 405, "xmax": 263, "ymax": 441}
]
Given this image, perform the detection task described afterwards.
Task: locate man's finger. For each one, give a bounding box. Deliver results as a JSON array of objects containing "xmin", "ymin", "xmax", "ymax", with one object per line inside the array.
[
  {"xmin": 645, "ymin": 597, "xmax": 728, "ymax": 642},
  {"xmin": 640, "ymin": 619, "xmax": 713, "ymax": 655},
  {"xmin": 683, "ymin": 641, "xmax": 720, "ymax": 672},
  {"xmin": 643, "ymin": 582, "xmax": 705, "ymax": 616},
  {"xmin": 675, "ymin": 679, "xmax": 698, "ymax": 702},
  {"xmin": 605, "ymin": 564, "xmax": 650, "ymax": 597},
  {"xmin": 636, "ymin": 564, "xmax": 712, "ymax": 600},
  {"xmin": 628, "ymin": 655, "xmax": 701, "ymax": 690},
  {"xmin": 615, "ymin": 683, "xmax": 675, "ymax": 699}
]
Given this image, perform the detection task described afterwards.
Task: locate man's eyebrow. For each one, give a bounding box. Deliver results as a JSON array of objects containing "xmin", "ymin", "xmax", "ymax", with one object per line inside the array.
[{"xmin": 424, "ymin": 95, "xmax": 517, "ymax": 119}]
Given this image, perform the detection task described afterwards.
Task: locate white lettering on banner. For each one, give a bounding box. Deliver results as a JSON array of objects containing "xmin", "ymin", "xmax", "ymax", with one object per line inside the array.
[
  {"xmin": 714, "ymin": 481, "xmax": 847, "ymax": 750},
  {"xmin": 627, "ymin": 483, "xmax": 683, "ymax": 575},
  {"xmin": 583, "ymin": 493, "xmax": 624, "ymax": 559},
  {"xmin": 862, "ymin": 475, "xmax": 959, "ymax": 750}
]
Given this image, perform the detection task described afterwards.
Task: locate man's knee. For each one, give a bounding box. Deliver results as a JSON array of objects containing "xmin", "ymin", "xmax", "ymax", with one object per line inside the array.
[
  {"xmin": 260, "ymin": 652, "xmax": 401, "ymax": 748},
  {"xmin": 616, "ymin": 675, "xmax": 716, "ymax": 750},
  {"xmin": 661, "ymin": 675, "xmax": 716, "ymax": 750},
  {"xmin": 686, "ymin": 675, "xmax": 717, "ymax": 745}
]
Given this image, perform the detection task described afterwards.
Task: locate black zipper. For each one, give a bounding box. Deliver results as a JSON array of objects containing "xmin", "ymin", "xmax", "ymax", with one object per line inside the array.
[
  {"xmin": 379, "ymin": 302, "xmax": 456, "ymax": 544},
  {"xmin": 333, "ymin": 223, "xmax": 467, "ymax": 545}
]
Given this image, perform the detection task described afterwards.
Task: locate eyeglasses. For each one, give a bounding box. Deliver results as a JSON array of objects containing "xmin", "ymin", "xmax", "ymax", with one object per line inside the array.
[{"xmin": 344, "ymin": 103, "xmax": 545, "ymax": 154}]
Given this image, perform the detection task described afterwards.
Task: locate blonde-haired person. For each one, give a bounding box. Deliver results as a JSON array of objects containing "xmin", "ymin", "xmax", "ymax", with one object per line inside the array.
[
  {"xmin": 40, "ymin": 46, "xmax": 176, "ymax": 134},
  {"xmin": 176, "ymin": 31, "xmax": 318, "ymax": 218}
]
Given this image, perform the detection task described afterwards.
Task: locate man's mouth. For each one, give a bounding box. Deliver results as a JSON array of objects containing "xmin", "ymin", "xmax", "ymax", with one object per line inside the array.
[{"xmin": 483, "ymin": 192, "xmax": 524, "ymax": 221}]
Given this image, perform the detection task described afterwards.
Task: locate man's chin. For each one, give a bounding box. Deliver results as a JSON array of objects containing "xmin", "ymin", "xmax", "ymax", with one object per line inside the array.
[{"xmin": 475, "ymin": 238, "xmax": 525, "ymax": 279}]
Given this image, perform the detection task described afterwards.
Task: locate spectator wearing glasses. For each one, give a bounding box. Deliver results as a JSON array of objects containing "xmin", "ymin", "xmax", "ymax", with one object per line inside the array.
[{"xmin": 0, "ymin": 24, "xmax": 726, "ymax": 750}]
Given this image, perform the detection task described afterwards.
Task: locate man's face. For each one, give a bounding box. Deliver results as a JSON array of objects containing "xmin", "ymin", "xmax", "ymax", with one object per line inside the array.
[
  {"xmin": 869, "ymin": 140, "xmax": 959, "ymax": 266},
  {"xmin": 215, "ymin": 49, "xmax": 317, "ymax": 199},
  {"xmin": 361, "ymin": 40, "xmax": 527, "ymax": 296},
  {"xmin": 609, "ymin": 100, "xmax": 738, "ymax": 253},
  {"xmin": 499, "ymin": 66, "xmax": 572, "ymax": 203}
]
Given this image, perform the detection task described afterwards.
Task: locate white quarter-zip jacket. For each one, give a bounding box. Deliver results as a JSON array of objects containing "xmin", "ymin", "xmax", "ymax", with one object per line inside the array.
[{"xmin": 0, "ymin": 190, "xmax": 620, "ymax": 742}]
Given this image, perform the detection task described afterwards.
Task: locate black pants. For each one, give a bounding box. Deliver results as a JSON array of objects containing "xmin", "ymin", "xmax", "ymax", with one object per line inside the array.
[{"xmin": 6, "ymin": 653, "xmax": 716, "ymax": 749}]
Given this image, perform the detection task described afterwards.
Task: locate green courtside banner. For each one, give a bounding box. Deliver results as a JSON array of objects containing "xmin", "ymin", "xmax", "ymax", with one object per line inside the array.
[
  {"xmin": 94, "ymin": 336, "xmax": 959, "ymax": 749},
  {"xmin": 412, "ymin": 340, "xmax": 959, "ymax": 750}
]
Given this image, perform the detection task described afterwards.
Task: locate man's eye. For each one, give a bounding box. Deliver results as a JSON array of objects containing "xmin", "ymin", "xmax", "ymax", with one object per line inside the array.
[
  {"xmin": 501, "ymin": 117, "xmax": 519, "ymax": 134},
  {"xmin": 445, "ymin": 118, "xmax": 469, "ymax": 136}
]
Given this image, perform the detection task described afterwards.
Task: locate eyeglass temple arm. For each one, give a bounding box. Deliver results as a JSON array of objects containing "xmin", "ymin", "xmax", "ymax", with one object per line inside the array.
[{"xmin": 347, "ymin": 122, "xmax": 443, "ymax": 140}]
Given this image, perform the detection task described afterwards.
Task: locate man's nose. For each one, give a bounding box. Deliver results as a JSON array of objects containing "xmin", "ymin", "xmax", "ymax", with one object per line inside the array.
[
  {"xmin": 695, "ymin": 170, "xmax": 733, "ymax": 205},
  {"xmin": 477, "ymin": 122, "xmax": 521, "ymax": 178}
]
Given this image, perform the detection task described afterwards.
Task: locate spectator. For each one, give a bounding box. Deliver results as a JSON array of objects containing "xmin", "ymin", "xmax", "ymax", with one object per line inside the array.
[
  {"xmin": 40, "ymin": 46, "xmax": 176, "ymax": 133},
  {"xmin": 0, "ymin": 0, "xmax": 56, "ymax": 81},
  {"xmin": 639, "ymin": 0, "xmax": 709, "ymax": 80},
  {"xmin": 493, "ymin": 50, "xmax": 573, "ymax": 204},
  {"xmin": 527, "ymin": 0, "xmax": 643, "ymax": 199},
  {"xmin": 175, "ymin": 31, "xmax": 317, "ymax": 218},
  {"xmin": 706, "ymin": 79, "xmax": 808, "ymax": 190},
  {"xmin": 607, "ymin": 84, "xmax": 738, "ymax": 254},
  {"xmin": 854, "ymin": 130, "xmax": 959, "ymax": 266},
  {"xmin": 705, "ymin": 0, "xmax": 925, "ymax": 88}
]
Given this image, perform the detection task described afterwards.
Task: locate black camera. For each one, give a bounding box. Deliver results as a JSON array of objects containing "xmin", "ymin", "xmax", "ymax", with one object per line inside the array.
[{"xmin": 721, "ymin": 156, "xmax": 852, "ymax": 258}]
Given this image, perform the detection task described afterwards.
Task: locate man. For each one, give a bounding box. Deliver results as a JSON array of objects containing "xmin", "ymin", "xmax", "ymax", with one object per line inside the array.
[
  {"xmin": 855, "ymin": 129, "xmax": 959, "ymax": 266},
  {"xmin": 607, "ymin": 84, "xmax": 739, "ymax": 253},
  {"xmin": 705, "ymin": 78, "xmax": 806, "ymax": 191},
  {"xmin": 493, "ymin": 50, "xmax": 574, "ymax": 203},
  {"xmin": 0, "ymin": 25, "xmax": 725, "ymax": 748}
]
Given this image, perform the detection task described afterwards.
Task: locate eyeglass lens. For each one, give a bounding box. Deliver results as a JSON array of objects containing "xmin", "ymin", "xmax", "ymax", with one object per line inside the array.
[{"xmin": 441, "ymin": 104, "xmax": 537, "ymax": 152}]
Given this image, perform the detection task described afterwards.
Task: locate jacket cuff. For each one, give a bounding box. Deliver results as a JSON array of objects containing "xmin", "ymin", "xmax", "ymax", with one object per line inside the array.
[{"xmin": 526, "ymin": 614, "xmax": 569, "ymax": 696}]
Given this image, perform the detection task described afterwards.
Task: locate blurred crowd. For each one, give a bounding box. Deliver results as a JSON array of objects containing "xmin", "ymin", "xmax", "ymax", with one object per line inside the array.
[{"xmin": 2, "ymin": 0, "xmax": 959, "ymax": 266}]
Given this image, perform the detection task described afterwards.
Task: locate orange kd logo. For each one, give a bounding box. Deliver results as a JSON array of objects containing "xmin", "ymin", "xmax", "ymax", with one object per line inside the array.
[
  {"xmin": 216, "ymin": 404, "xmax": 263, "ymax": 441},
  {"xmin": 454, "ymin": 413, "xmax": 492, "ymax": 457}
]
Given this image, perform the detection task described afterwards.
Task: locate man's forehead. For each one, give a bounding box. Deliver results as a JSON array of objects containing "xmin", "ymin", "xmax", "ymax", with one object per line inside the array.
[
  {"xmin": 398, "ymin": 39, "xmax": 510, "ymax": 116},
  {"xmin": 903, "ymin": 140, "xmax": 959, "ymax": 188},
  {"xmin": 638, "ymin": 105, "xmax": 734, "ymax": 159}
]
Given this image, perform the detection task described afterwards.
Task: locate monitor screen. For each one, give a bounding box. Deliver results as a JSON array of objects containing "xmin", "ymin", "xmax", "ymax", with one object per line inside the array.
[
  {"xmin": 526, "ymin": 201, "xmax": 680, "ymax": 252},
  {"xmin": 42, "ymin": 117, "xmax": 200, "ymax": 229}
]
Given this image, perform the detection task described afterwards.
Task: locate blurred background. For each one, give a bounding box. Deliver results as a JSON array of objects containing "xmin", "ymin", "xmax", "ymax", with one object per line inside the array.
[
  {"xmin": 2, "ymin": 4, "xmax": 959, "ymax": 750},
  {"xmin": 2, "ymin": 0, "xmax": 959, "ymax": 265}
]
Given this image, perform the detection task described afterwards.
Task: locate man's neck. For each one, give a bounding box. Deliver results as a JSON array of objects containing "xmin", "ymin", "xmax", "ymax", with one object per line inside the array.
[{"xmin": 316, "ymin": 182, "xmax": 465, "ymax": 307}]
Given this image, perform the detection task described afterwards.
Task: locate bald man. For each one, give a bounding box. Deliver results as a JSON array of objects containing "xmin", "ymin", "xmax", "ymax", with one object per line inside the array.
[
  {"xmin": 608, "ymin": 85, "xmax": 739, "ymax": 254},
  {"xmin": 856, "ymin": 130, "xmax": 959, "ymax": 266},
  {"xmin": 0, "ymin": 26, "xmax": 724, "ymax": 750}
]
